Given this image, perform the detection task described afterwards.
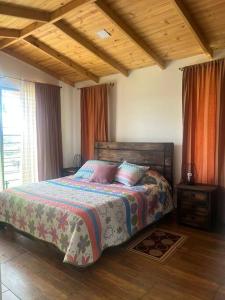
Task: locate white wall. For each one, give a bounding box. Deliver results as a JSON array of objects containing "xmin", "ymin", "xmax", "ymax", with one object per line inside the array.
[
  {"xmin": 60, "ymin": 83, "xmax": 80, "ymax": 167},
  {"xmin": 0, "ymin": 51, "xmax": 75, "ymax": 168},
  {"xmin": 73, "ymin": 50, "xmax": 225, "ymax": 184}
]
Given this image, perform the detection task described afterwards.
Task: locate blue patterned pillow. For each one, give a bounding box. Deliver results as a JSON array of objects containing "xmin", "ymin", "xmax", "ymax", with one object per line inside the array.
[
  {"xmin": 74, "ymin": 160, "xmax": 111, "ymax": 180},
  {"xmin": 115, "ymin": 161, "xmax": 149, "ymax": 186}
]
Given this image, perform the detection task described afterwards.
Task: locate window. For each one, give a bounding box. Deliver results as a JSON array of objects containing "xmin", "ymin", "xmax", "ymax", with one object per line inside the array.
[
  {"xmin": 1, "ymin": 89, "xmax": 22, "ymax": 188},
  {"xmin": 0, "ymin": 81, "xmax": 38, "ymax": 190}
]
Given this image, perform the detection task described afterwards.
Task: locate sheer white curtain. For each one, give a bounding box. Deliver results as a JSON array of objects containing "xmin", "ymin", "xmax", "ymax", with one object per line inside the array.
[
  {"xmin": 20, "ymin": 81, "xmax": 38, "ymax": 184},
  {"xmin": 0, "ymin": 97, "xmax": 3, "ymax": 191}
]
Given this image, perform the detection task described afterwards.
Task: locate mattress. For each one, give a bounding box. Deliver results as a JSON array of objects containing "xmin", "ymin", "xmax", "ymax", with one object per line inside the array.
[{"xmin": 0, "ymin": 176, "xmax": 173, "ymax": 267}]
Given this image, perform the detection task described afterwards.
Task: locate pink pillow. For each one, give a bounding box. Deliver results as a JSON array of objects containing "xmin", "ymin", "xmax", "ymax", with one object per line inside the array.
[{"xmin": 90, "ymin": 164, "xmax": 118, "ymax": 184}]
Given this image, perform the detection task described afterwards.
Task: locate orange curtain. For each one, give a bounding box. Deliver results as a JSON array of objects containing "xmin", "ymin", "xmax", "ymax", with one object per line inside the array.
[
  {"xmin": 182, "ymin": 58, "xmax": 225, "ymax": 186},
  {"xmin": 81, "ymin": 84, "xmax": 108, "ymax": 162}
]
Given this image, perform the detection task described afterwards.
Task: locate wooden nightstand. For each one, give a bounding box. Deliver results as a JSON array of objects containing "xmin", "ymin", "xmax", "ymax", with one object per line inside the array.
[
  {"xmin": 62, "ymin": 167, "xmax": 79, "ymax": 177},
  {"xmin": 176, "ymin": 184, "xmax": 218, "ymax": 231}
]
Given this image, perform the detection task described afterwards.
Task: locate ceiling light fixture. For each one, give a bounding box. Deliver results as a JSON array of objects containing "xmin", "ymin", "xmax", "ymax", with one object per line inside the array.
[{"xmin": 96, "ymin": 29, "xmax": 111, "ymax": 39}]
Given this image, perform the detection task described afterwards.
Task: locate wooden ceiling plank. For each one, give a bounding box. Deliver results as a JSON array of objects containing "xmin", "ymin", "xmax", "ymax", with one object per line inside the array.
[
  {"xmin": 170, "ymin": 0, "xmax": 213, "ymax": 58},
  {"xmin": 50, "ymin": 0, "xmax": 96, "ymax": 22},
  {"xmin": 0, "ymin": 0, "xmax": 95, "ymax": 50},
  {"xmin": 2, "ymin": 49, "xmax": 75, "ymax": 86},
  {"xmin": 54, "ymin": 20, "xmax": 129, "ymax": 76},
  {"xmin": 25, "ymin": 36, "xmax": 99, "ymax": 83},
  {"xmin": 94, "ymin": 0, "xmax": 165, "ymax": 69},
  {"xmin": 0, "ymin": 28, "xmax": 20, "ymax": 38},
  {"xmin": 0, "ymin": 2, "xmax": 50, "ymax": 22}
]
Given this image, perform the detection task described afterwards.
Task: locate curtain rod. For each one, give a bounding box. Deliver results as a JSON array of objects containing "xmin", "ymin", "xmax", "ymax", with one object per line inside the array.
[
  {"xmin": 179, "ymin": 57, "xmax": 225, "ymax": 71},
  {"xmin": 179, "ymin": 61, "xmax": 209, "ymax": 71},
  {"xmin": 77, "ymin": 82, "xmax": 115, "ymax": 90},
  {"xmin": 0, "ymin": 75, "xmax": 62, "ymax": 88}
]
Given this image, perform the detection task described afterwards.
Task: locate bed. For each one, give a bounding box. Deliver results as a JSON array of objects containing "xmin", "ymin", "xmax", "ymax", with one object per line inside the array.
[{"xmin": 0, "ymin": 142, "xmax": 174, "ymax": 267}]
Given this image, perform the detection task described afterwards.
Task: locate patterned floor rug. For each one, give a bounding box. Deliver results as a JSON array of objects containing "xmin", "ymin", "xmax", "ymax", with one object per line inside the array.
[{"xmin": 127, "ymin": 228, "xmax": 187, "ymax": 263}]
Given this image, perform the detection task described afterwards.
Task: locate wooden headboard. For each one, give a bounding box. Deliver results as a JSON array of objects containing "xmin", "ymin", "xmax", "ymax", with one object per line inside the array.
[{"xmin": 95, "ymin": 142, "xmax": 174, "ymax": 186}]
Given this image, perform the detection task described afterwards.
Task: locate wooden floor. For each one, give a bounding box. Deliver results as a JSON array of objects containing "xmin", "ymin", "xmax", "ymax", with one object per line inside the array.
[{"xmin": 1, "ymin": 216, "xmax": 225, "ymax": 300}]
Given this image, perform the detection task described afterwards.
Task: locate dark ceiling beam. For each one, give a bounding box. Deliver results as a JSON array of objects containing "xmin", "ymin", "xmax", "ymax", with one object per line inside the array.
[{"xmin": 25, "ymin": 36, "xmax": 99, "ymax": 83}]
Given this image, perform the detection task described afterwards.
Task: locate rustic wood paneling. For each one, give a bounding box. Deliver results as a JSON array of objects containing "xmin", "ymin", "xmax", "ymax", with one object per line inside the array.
[
  {"xmin": 95, "ymin": 142, "xmax": 174, "ymax": 185},
  {"xmin": 96, "ymin": 149, "xmax": 165, "ymax": 165},
  {"xmin": 95, "ymin": 142, "xmax": 166, "ymax": 151}
]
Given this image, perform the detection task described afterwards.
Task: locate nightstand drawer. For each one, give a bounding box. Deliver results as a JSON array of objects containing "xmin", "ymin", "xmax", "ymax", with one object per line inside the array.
[
  {"xmin": 180, "ymin": 198, "xmax": 208, "ymax": 209},
  {"xmin": 179, "ymin": 190, "xmax": 191, "ymax": 201},
  {"xmin": 180, "ymin": 214, "xmax": 209, "ymax": 229},
  {"xmin": 180, "ymin": 203, "xmax": 208, "ymax": 216},
  {"xmin": 192, "ymin": 192, "xmax": 208, "ymax": 202},
  {"xmin": 179, "ymin": 190, "xmax": 208, "ymax": 204}
]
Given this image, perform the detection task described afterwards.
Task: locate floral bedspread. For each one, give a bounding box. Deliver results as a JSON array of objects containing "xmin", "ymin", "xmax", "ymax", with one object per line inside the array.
[{"xmin": 0, "ymin": 176, "xmax": 173, "ymax": 267}]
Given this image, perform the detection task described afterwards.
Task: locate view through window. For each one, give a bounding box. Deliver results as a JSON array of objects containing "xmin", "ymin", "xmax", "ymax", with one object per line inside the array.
[{"xmin": 1, "ymin": 89, "xmax": 22, "ymax": 188}]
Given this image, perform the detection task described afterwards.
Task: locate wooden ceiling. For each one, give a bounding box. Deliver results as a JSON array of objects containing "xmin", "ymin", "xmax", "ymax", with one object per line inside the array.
[{"xmin": 0, "ymin": 0, "xmax": 224, "ymax": 86}]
